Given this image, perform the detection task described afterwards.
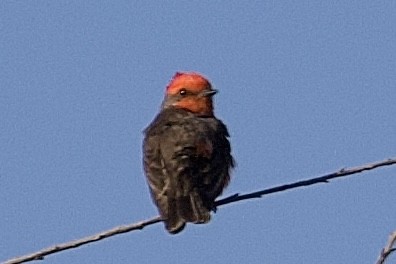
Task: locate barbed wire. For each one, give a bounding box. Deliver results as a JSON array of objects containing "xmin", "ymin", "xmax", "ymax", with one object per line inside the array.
[{"xmin": 3, "ymin": 157, "xmax": 396, "ymax": 264}]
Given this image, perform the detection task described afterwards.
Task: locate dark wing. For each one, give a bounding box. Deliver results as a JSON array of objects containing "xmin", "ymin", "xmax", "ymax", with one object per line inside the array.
[
  {"xmin": 198, "ymin": 119, "xmax": 234, "ymax": 204},
  {"xmin": 143, "ymin": 110, "xmax": 176, "ymax": 230}
]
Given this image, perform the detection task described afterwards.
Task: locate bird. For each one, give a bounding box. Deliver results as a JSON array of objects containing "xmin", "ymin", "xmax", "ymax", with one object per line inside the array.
[{"xmin": 143, "ymin": 72, "xmax": 234, "ymax": 234}]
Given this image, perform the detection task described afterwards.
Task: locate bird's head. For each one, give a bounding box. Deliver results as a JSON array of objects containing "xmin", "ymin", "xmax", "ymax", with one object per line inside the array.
[{"xmin": 162, "ymin": 72, "xmax": 217, "ymax": 117}]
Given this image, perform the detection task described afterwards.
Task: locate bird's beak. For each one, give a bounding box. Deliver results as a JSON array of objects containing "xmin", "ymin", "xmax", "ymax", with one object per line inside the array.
[{"xmin": 199, "ymin": 89, "xmax": 218, "ymax": 97}]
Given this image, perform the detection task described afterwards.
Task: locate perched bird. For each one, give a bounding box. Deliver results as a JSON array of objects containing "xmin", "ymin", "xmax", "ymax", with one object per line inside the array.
[{"xmin": 143, "ymin": 72, "xmax": 234, "ymax": 234}]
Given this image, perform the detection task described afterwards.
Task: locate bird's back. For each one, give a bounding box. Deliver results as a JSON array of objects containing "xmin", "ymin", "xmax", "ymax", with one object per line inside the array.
[{"xmin": 143, "ymin": 107, "xmax": 234, "ymax": 233}]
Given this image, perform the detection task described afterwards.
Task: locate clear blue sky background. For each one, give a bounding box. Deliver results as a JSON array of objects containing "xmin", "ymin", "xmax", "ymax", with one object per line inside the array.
[{"xmin": 1, "ymin": 1, "xmax": 395, "ymax": 263}]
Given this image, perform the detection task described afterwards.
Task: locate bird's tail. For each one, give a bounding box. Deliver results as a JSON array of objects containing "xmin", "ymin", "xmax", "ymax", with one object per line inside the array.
[{"xmin": 165, "ymin": 192, "xmax": 211, "ymax": 234}]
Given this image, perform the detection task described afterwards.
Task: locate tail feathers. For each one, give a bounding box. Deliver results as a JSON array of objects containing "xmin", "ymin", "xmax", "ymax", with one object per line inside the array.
[
  {"xmin": 165, "ymin": 195, "xmax": 186, "ymax": 234},
  {"xmin": 165, "ymin": 216, "xmax": 186, "ymax": 234},
  {"xmin": 164, "ymin": 193, "xmax": 211, "ymax": 234},
  {"xmin": 180, "ymin": 192, "xmax": 211, "ymax": 224}
]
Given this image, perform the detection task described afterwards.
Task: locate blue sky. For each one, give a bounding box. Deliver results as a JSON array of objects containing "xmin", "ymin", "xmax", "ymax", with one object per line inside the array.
[{"xmin": 1, "ymin": 1, "xmax": 395, "ymax": 263}]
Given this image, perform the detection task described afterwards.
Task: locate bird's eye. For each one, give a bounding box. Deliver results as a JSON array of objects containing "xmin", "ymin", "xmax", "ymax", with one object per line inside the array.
[{"xmin": 179, "ymin": 88, "xmax": 187, "ymax": 96}]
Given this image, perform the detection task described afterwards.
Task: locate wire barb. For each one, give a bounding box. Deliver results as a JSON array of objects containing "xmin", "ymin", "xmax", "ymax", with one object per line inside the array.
[{"xmin": 376, "ymin": 231, "xmax": 396, "ymax": 264}]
